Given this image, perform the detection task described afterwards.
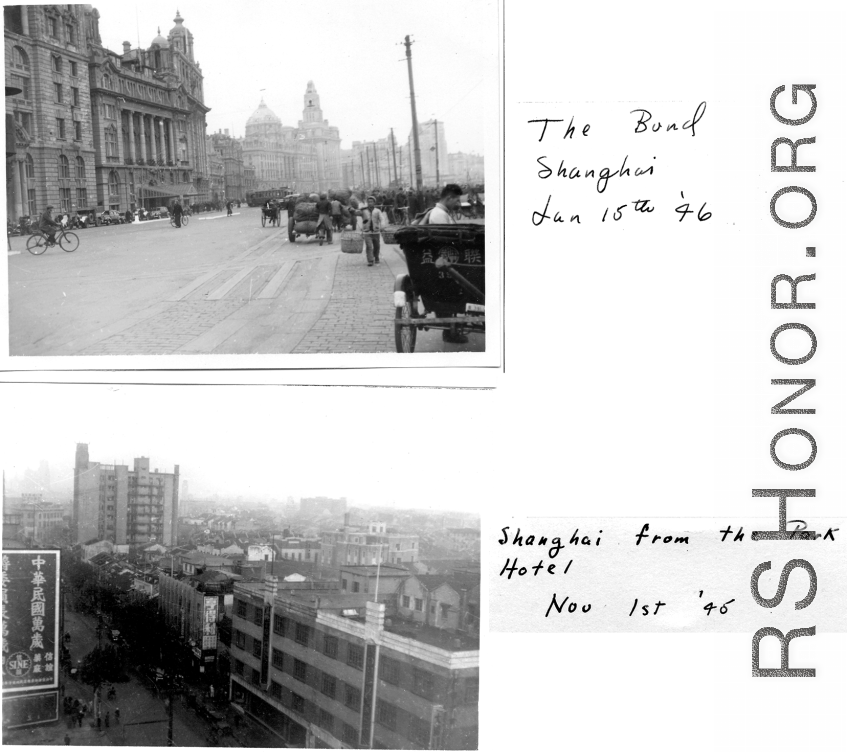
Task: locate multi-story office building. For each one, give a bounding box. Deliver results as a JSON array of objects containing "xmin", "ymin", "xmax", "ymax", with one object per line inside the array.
[
  {"xmin": 158, "ymin": 568, "xmax": 233, "ymax": 677},
  {"xmin": 208, "ymin": 129, "xmax": 245, "ymax": 201},
  {"xmin": 1, "ymin": 494, "xmax": 64, "ymax": 545},
  {"xmin": 5, "ymin": 7, "xmax": 211, "ymax": 220},
  {"xmin": 322, "ymin": 521, "xmax": 419, "ymax": 569},
  {"xmin": 73, "ymin": 443, "xmax": 179, "ymax": 546},
  {"xmin": 230, "ymin": 576, "xmax": 479, "ymax": 749}
]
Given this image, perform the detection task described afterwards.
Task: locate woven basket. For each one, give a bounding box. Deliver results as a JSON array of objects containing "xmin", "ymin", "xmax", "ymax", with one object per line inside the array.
[
  {"xmin": 381, "ymin": 225, "xmax": 401, "ymax": 245},
  {"xmin": 341, "ymin": 230, "xmax": 364, "ymax": 254}
]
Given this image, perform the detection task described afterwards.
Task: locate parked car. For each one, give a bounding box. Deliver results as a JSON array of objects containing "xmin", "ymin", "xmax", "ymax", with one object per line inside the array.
[
  {"xmin": 100, "ymin": 209, "xmax": 125, "ymax": 225},
  {"xmin": 150, "ymin": 206, "xmax": 170, "ymax": 219}
]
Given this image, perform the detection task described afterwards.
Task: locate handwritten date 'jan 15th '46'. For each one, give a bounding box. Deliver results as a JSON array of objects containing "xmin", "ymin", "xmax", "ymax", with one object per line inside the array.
[{"xmin": 531, "ymin": 192, "xmax": 712, "ymax": 226}]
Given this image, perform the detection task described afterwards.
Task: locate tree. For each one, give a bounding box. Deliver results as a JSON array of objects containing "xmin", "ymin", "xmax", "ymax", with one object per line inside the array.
[{"xmin": 79, "ymin": 645, "xmax": 126, "ymax": 686}]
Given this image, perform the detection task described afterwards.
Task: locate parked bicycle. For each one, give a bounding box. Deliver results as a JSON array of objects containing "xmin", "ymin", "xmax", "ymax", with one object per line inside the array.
[{"xmin": 26, "ymin": 226, "xmax": 80, "ymax": 255}]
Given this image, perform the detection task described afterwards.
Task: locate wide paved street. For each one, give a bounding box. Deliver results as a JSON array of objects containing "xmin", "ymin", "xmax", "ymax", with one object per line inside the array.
[{"xmin": 7, "ymin": 208, "xmax": 484, "ymax": 356}]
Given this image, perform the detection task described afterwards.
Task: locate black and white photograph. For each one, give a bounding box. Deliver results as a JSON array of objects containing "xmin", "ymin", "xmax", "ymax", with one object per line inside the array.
[
  {"xmin": 1, "ymin": 384, "xmax": 484, "ymax": 748},
  {"xmin": 3, "ymin": 1, "xmax": 499, "ymax": 365}
]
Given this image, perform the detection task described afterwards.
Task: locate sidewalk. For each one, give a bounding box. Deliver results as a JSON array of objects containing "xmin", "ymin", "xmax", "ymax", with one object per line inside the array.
[{"xmin": 292, "ymin": 246, "xmax": 397, "ymax": 353}]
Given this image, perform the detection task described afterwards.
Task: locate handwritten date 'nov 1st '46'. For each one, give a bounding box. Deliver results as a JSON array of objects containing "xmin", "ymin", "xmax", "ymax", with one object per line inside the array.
[
  {"xmin": 528, "ymin": 101, "xmax": 711, "ymax": 226},
  {"xmin": 497, "ymin": 522, "xmax": 838, "ymax": 620}
]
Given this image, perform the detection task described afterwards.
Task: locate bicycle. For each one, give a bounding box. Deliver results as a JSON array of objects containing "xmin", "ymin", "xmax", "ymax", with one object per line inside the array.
[
  {"xmin": 170, "ymin": 214, "xmax": 189, "ymax": 228},
  {"xmin": 26, "ymin": 227, "xmax": 79, "ymax": 255}
]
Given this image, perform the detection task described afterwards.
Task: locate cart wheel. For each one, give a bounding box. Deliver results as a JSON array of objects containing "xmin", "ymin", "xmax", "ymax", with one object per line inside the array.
[
  {"xmin": 394, "ymin": 301, "xmax": 417, "ymax": 353},
  {"xmin": 289, "ymin": 231, "xmax": 296, "ymax": 242}
]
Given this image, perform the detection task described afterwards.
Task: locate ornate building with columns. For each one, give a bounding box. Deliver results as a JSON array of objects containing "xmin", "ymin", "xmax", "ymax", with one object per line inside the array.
[
  {"xmin": 240, "ymin": 82, "xmax": 341, "ymax": 195},
  {"xmin": 4, "ymin": 5, "xmax": 211, "ymax": 221}
]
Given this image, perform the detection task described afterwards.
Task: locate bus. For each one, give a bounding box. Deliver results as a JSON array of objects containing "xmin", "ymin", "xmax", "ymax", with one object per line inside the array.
[{"xmin": 246, "ymin": 188, "xmax": 290, "ymax": 207}]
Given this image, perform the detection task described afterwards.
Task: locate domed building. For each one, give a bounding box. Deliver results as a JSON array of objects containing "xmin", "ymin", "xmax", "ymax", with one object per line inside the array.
[{"xmin": 240, "ymin": 82, "xmax": 341, "ymax": 194}]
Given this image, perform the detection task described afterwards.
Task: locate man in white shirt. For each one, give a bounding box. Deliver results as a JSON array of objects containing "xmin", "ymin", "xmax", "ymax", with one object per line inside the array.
[
  {"xmin": 427, "ymin": 184, "xmax": 463, "ymax": 224},
  {"xmin": 363, "ymin": 196, "xmax": 387, "ymax": 265}
]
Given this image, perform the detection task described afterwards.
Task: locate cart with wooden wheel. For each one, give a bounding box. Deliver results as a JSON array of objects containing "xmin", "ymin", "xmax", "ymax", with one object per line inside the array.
[
  {"xmin": 392, "ymin": 224, "xmax": 485, "ymax": 353},
  {"xmin": 261, "ymin": 202, "xmax": 280, "ymax": 227}
]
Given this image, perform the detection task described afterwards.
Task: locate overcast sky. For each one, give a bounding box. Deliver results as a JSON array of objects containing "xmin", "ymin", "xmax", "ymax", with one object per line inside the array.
[
  {"xmin": 1, "ymin": 384, "xmax": 491, "ymax": 513},
  {"xmin": 93, "ymin": 0, "xmax": 496, "ymax": 154}
]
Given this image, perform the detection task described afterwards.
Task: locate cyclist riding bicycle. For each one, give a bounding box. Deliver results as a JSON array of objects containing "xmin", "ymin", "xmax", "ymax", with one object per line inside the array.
[{"xmin": 38, "ymin": 205, "xmax": 62, "ymax": 245}]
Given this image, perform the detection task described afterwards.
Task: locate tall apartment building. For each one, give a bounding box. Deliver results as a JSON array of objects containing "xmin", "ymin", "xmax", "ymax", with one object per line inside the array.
[
  {"xmin": 230, "ymin": 576, "xmax": 479, "ymax": 749},
  {"xmin": 73, "ymin": 443, "xmax": 179, "ymax": 546},
  {"xmin": 322, "ymin": 521, "xmax": 419, "ymax": 569}
]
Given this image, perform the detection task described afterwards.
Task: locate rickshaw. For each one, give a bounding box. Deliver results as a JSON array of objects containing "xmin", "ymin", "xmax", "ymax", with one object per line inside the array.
[
  {"xmin": 261, "ymin": 200, "xmax": 281, "ymax": 227},
  {"xmin": 392, "ymin": 224, "xmax": 485, "ymax": 352}
]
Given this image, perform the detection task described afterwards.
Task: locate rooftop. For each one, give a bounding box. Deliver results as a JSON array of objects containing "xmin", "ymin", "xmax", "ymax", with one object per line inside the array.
[{"xmin": 383, "ymin": 615, "xmax": 479, "ymax": 651}]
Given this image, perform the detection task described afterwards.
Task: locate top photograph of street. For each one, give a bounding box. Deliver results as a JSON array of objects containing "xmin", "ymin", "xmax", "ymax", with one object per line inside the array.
[{"xmin": 4, "ymin": 1, "xmax": 496, "ymax": 359}]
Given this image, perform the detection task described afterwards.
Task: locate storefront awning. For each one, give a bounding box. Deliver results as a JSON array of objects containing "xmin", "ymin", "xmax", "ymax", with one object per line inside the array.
[{"xmin": 140, "ymin": 182, "xmax": 200, "ymax": 199}]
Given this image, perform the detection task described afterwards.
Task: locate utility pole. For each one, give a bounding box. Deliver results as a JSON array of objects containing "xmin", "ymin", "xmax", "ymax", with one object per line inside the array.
[
  {"xmin": 390, "ymin": 128, "xmax": 398, "ymax": 187},
  {"xmin": 433, "ymin": 119, "xmax": 440, "ymax": 187},
  {"xmin": 404, "ymin": 35, "xmax": 423, "ymax": 191}
]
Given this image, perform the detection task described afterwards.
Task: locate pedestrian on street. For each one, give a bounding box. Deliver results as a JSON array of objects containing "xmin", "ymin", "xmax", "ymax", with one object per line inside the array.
[
  {"xmin": 330, "ymin": 196, "xmax": 342, "ymax": 231},
  {"xmin": 315, "ymin": 193, "xmax": 334, "ymax": 243},
  {"xmin": 226, "ymin": 200, "xmax": 233, "ymax": 216},
  {"xmin": 64, "ymin": 733, "xmax": 71, "ymax": 745},
  {"xmin": 172, "ymin": 200, "xmax": 183, "ymax": 228},
  {"xmin": 78, "ymin": 710, "xmax": 84, "ymax": 728},
  {"xmin": 362, "ymin": 196, "xmax": 387, "ymax": 266},
  {"xmin": 115, "ymin": 707, "xmax": 120, "ymax": 723}
]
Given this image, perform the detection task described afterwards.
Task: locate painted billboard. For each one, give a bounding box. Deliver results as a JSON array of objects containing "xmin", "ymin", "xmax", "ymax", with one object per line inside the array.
[{"xmin": 1, "ymin": 550, "xmax": 60, "ymax": 692}]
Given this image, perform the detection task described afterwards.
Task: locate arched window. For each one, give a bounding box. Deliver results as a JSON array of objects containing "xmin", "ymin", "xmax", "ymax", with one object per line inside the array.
[
  {"xmin": 59, "ymin": 155, "xmax": 70, "ymax": 179},
  {"xmin": 75, "ymin": 156, "xmax": 85, "ymax": 179},
  {"xmin": 109, "ymin": 169, "xmax": 119, "ymax": 195},
  {"xmin": 12, "ymin": 46, "xmax": 29, "ymax": 70},
  {"xmin": 25, "ymin": 153, "xmax": 34, "ymax": 179}
]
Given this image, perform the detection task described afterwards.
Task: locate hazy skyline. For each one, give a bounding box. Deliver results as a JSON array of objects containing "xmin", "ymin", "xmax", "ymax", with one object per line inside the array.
[
  {"xmin": 92, "ymin": 0, "xmax": 495, "ymax": 155},
  {"xmin": 1, "ymin": 385, "xmax": 489, "ymax": 513}
]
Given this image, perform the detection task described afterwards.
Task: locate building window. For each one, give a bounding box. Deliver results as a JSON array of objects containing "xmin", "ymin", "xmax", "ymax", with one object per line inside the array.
[
  {"xmin": 252, "ymin": 607, "xmax": 262, "ymax": 626},
  {"xmin": 294, "ymin": 623, "xmax": 309, "ymax": 646},
  {"xmin": 429, "ymin": 604, "xmax": 436, "ymax": 615},
  {"xmin": 56, "ymin": 118, "xmax": 66, "ymax": 139},
  {"xmin": 12, "ymin": 46, "xmax": 29, "ymax": 70},
  {"xmin": 251, "ymin": 669, "xmax": 260, "ymax": 686},
  {"xmin": 465, "ymin": 677, "xmax": 479, "ymax": 703},
  {"xmin": 10, "ymin": 74, "xmax": 29, "ymax": 99},
  {"xmin": 323, "ymin": 634, "xmax": 338, "ymax": 659},
  {"xmin": 441, "ymin": 603, "xmax": 450, "ymax": 620},
  {"xmin": 105, "ymin": 129, "xmax": 117, "ymax": 158},
  {"xmin": 272, "ymin": 614, "xmax": 286, "ymax": 636},
  {"xmin": 75, "ymin": 156, "xmax": 85, "ymax": 179},
  {"xmin": 272, "ymin": 648, "xmax": 284, "ymax": 669},
  {"xmin": 74, "ymin": 121, "xmax": 82, "ymax": 140},
  {"xmin": 52, "ymin": 55, "xmax": 62, "ymax": 72},
  {"xmin": 103, "ymin": 74, "xmax": 111, "ymax": 89},
  {"xmin": 342, "ymin": 723, "xmax": 358, "ymax": 746},
  {"xmin": 252, "ymin": 637, "xmax": 262, "ymax": 658},
  {"xmin": 48, "ymin": 16, "xmax": 58, "ymax": 38},
  {"xmin": 376, "ymin": 700, "xmax": 397, "ymax": 731},
  {"xmin": 270, "ymin": 681, "xmax": 282, "ymax": 699},
  {"xmin": 76, "ymin": 187, "xmax": 87, "ymax": 208},
  {"xmin": 347, "ymin": 644, "xmax": 363, "ymax": 670},
  {"xmin": 60, "ymin": 187, "xmax": 71, "ymax": 212},
  {"xmin": 352, "ymin": 581, "xmax": 360, "ymax": 593},
  {"xmin": 65, "ymin": 24, "xmax": 75, "ymax": 45},
  {"xmin": 344, "ymin": 683, "xmax": 361, "ymax": 710},
  {"xmin": 236, "ymin": 600, "xmax": 247, "ymax": 618},
  {"xmin": 27, "ymin": 188, "xmax": 36, "ymax": 216},
  {"xmin": 291, "ymin": 693, "xmax": 304, "ymax": 714},
  {"xmin": 293, "ymin": 659, "xmax": 307, "ymax": 682},
  {"xmin": 233, "ymin": 659, "xmax": 244, "ymax": 676},
  {"xmin": 379, "ymin": 657, "xmax": 400, "ymax": 686},
  {"xmin": 318, "ymin": 709, "xmax": 334, "ymax": 733},
  {"xmin": 70, "ymin": 60, "xmax": 78, "ymax": 77},
  {"xmin": 104, "ymin": 103, "xmax": 116, "ymax": 119},
  {"xmin": 108, "ymin": 169, "xmax": 119, "ymax": 195},
  {"xmin": 409, "ymin": 716, "xmax": 430, "ymax": 746},
  {"xmin": 414, "ymin": 598, "xmax": 423, "ymax": 612},
  {"xmin": 59, "ymin": 155, "xmax": 70, "ymax": 179},
  {"xmin": 14, "ymin": 111, "xmax": 32, "ymax": 138},
  {"xmin": 320, "ymin": 673, "xmax": 336, "ymax": 698},
  {"xmin": 341, "ymin": 578, "xmax": 347, "ymax": 591},
  {"xmin": 234, "ymin": 630, "xmax": 245, "ymax": 649},
  {"xmin": 412, "ymin": 669, "xmax": 435, "ymax": 700},
  {"xmin": 72, "ymin": 87, "xmax": 80, "ymax": 106},
  {"xmin": 402, "ymin": 595, "xmax": 410, "ymax": 608}
]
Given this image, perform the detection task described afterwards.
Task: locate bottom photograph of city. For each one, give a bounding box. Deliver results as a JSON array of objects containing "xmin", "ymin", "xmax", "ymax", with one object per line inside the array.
[{"xmin": 1, "ymin": 386, "xmax": 481, "ymax": 749}]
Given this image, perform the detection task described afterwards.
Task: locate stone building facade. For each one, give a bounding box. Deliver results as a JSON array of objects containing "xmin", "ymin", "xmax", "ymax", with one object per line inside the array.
[
  {"xmin": 208, "ymin": 129, "xmax": 244, "ymax": 201},
  {"xmin": 240, "ymin": 82, "xmax": 341, "ymax": 196},
  {"xmin": 5, "ymin": 4, "xmax": 98, "ymax": 221},
  {"xmin": 5, "ymin": 6, "xmax": 211, "ymax": 221}
]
